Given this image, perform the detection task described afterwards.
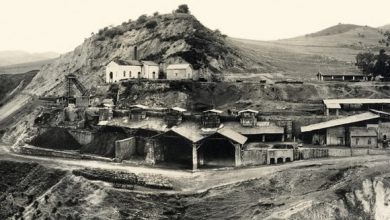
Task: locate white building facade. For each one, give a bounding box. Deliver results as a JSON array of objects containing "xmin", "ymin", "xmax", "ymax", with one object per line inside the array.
[
  {"xmin": 105, "ymin": 60, "xmax": 159, "ymax": 83},
  {"xmin": 166, "ymin": 63, "xmax": 193, "ymax": 80}
]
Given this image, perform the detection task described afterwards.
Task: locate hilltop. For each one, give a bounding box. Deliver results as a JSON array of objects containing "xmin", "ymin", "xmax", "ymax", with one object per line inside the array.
[{"xmin": 23, "ymin": 13, "xmax": 274, "ymax": 98}]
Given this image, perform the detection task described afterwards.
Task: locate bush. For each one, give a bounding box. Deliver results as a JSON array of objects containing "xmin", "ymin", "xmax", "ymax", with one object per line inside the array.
[
  {"xmin": 175, "ymin": 4, "xmax": 190, "ymax": 14},
  {"xmin": 145, "ymin": 20, "xmax": 158, "ymax": 29},
  {"xmin": 137, "ymin": 14, "xmax": 148, "ymax": 24}
]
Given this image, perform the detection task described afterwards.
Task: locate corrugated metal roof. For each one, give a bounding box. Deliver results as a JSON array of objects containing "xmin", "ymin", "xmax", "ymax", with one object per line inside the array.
[
  {"xmin": 171, "ymin": 107, "xmax": 187, "ymax": 112},
  {"xmin": 129, "ymin": 104, "xmax": 149, "ymax": 109},
  {"xmin": 223, "ymin": 122, "xmax": 284, "ymax": 135},
  {"xmin": 102, "ymin": 117, "xmax": 168, "ymax": 132},
  {"xmin": 350, "ymin": 127, "xmax": 377, "ymax": 137},
  {"xmin": 113, "ymin": 59, "xmax": 142, "ymax": 66},
  {"xmin": 203, "ymin": 109, "xmax": 223, "ymax": 114},
  {"xmin": 324, "ymin": 99, "xmax": 390, "ymax": 109},
  {"xmin": 301, "ymin": 112, "xmax": 380, "ymax": 133},
  {"xmin": 238, "ymin": 109, "xmax": 259, "ymax": 114},
  {"xmin": 166, "ymin": 63, "xmax": 191, "ymax": 70},
  {"xmin": 326, "ymin": 103, "xmax": 341, "ymax": 109},
  {"xmin": 211, "ymin": 127, "xmax": 248, "ymax": 145},
  {"xmin": 169, "ymin": 126, "xmax": 204, "ymax": 143},
  {"xmin": 141, "ymin": 60, "xmax": 158, "ymax": 66}
]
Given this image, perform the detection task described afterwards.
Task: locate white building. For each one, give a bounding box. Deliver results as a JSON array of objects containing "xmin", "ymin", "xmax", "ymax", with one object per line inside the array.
[
  {"xmin": 166, "ymin": 63, "xmax": 193, "ymax": 80},
  {"xmin": 141, "ymin": 61, "xmax": 159, "ymax": 80},
  {"xmin": 105, "ymin": 59, "xmax": 159, "ymax": 83}
]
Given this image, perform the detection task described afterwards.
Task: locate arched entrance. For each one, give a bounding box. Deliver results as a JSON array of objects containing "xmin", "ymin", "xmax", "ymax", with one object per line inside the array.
[{"xmin": 109, "ymin": 72, "xmax": 113, "ymax": 82}]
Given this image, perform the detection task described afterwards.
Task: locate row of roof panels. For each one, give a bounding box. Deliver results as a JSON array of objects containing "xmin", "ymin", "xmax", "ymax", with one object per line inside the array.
[
  {"xmin": 301, "ymin": 112, "xmax": 380, "ymax": 133},
  {"xmin": 324, "ymin": 99, "xmax": 390, "ymax": 109}
]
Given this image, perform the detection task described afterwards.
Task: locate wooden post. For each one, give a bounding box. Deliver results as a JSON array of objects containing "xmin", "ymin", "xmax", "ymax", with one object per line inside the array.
[
  {"xmin": 192, "ymin": 143, "xmax": 198, "ymax": 170},
  {"xmin": 325, "ymin": 108, "xmax": 329, "ymax": 116},
  {"xmin": 336, "ymin": 109, "xmax": 339, "ymax": 116},
  {"xmin": 145, "ymin": 138, "xmax": 156, "ymax": 165},
  {"xmin": 262, "ymin": 135, "xmax": 265, "ymax": 142},
  {"xmin": 198, "ymin": 145, "xmax": 204, "ymax": 165},
  {"xmin": 234, "ymin": 144, "xmax": 242, "ymax": 167}
]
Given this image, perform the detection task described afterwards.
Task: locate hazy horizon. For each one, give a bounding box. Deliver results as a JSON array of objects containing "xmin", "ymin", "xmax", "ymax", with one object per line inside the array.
[{"xmin": 2, "ymin": 0, "xmax": 390, "ymax": 54}]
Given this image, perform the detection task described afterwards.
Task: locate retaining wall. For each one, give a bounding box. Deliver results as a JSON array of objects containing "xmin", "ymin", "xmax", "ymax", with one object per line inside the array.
[
  {"xmin": 242, "ymin": 149, "xmax": 267, "ymax": 166},
  {"xmin": 115, "ymin": 137, "xmax": 137, "ymax": 161},
  {"xmin": 299, "ymin": 148, "xmax": 329, "ymax": 159},
  {"xmin": 20, "ymin": 145, "xmax": 81, "ymax": 159},
  {"xmin": 68, "ymin": 129, "xmax": 94, "ymax": 145}
]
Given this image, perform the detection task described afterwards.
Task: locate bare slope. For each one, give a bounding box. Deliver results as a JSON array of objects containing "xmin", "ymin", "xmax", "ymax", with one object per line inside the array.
[{"xmin": 231, "ymin": 24, "xmax": 384, "ymax": 77}]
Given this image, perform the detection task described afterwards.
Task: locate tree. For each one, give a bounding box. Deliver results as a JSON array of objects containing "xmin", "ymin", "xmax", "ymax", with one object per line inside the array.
[
  {"xmin": 175, "ymin": 4, "xmax": 190, "ymax": 14},
  {"xmin": 355, "ymin": 52, "xmax": 375, "ymax": 74}
]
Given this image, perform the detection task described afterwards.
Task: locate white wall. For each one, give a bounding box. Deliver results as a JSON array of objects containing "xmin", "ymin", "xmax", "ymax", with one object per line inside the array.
[
  {"xmin": 166, "ymin": 66, "xmax": 193, "ymax": 80},
  {"xmin": 142, "ymin": 65, "xmax": 159, "ymax": 80},
  {"xmin": 106, "ymin": 61, "xmax": 142, "ymax": 83}
]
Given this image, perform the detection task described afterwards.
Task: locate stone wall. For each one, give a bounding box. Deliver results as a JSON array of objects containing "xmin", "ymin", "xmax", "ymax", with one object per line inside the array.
[
  {"xmin": 241, "ymin": 149, "xmax": 267, "ymax": 166},
  {"xmin": 68, "ymin": 129, "xmax": 94, "ymax": 145},
  {"xmin": 115, "ymin": 137, "xmax": 136, "ymax": 161},
  {"xmin": 299, "ymin": 148, "xmax": 329, "ymax": 159}
]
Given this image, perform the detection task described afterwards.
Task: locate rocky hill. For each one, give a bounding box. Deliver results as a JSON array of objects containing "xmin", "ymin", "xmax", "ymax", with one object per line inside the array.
[{"xmin": 24, "ymin": 13, "xmax": 274, "ymax": 98}]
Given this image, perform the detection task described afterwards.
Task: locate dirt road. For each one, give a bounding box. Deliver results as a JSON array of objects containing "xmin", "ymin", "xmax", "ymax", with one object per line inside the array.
[{"xmin": 2, "ymin": 144, "xmax": 390, "ymax": 193}]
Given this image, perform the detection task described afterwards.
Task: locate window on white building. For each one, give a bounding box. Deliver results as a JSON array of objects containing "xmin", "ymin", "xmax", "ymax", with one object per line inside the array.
[{"xmin": 123, "ymin": 71, "xmax": 126, "ymax": 77}]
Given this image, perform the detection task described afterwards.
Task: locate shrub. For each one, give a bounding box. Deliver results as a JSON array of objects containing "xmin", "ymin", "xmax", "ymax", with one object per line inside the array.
[
  {"xmin": 175, "ymin": 4, "xmax": 190, "ymax": 14},
  {"xmin": 145, "ymin": 20, "xmax": 158, "ymax": 29},
  {"xmin": 137, "ymin": 14, "xmax": 148, "ymax": 24}
]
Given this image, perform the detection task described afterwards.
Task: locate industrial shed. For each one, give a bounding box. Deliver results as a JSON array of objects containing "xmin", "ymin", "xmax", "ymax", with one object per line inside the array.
[
  {"xmin": 301, "ymin": 112, "xmax": 380, "ymax": 146},
  {"xmin": 148, "ymin": 126, "xmax": 247, "ymax": 170}
]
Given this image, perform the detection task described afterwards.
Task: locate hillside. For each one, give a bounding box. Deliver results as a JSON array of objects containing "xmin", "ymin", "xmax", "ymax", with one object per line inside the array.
[
  {"xmin": 0, "ymin": 51, "xmax": 59, "ymax": 66},
  {"xmin": 304, "ymin": 23, "xmax": 363, "ymax": 38},
  {"xmin": 231, "ymin": 24, "xmax": 385, "ymax": 78},
  {"xmin": 23, "ymin": 13, "xmax": 275, "ymax": 99},
  {"xmin": 0, "ymin": 70, "xmax": 38, "ymax": 106}
]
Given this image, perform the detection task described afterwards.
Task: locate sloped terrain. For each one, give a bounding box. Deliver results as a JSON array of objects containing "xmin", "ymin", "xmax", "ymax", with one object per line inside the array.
[
  {"xmin": 0, "ymin": 70, "xmax": 38, "ymax": 106},
  {"xmin": 2, "ymin": 156, "xmax": 390, "ymax": 219}
]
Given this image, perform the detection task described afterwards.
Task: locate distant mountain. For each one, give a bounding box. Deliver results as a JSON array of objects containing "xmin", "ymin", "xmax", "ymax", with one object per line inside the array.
[{"xmin": 0, "ymin": 51, "xmax": 59, "ymax": 66}]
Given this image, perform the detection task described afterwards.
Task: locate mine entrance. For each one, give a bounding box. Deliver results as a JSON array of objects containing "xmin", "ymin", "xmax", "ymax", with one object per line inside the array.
[
  {"xmin": 199, "ymin": 134, "xmax": 235, "ymax": 167},
  {"xmin": 277, "ymin": 158, "xmax": 284, "ymax": 163},
  {"xmin": 270, "ymin": 158, "xmax": 276, "ymax": 164}
]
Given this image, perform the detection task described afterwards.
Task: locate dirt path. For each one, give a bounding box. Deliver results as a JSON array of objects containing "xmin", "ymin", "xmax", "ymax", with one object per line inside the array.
[{"xmin": 2, "ymin": 144, "xmax": 390, "ymax": 193}]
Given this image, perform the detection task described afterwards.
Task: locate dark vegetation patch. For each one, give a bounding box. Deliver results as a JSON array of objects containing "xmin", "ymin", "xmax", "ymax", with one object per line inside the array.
[
  {"xmin": 29, "ymin": 127, "xmax": 82, "ymax": 150},
  {"xmin": 0, "ymin": 70, "xmax": 38, "ymax": 107}
]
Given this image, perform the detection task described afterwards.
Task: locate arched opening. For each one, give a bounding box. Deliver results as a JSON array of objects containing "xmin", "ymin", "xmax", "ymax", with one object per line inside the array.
[
  {"xmin": 138, "ymin": 72, "xmax": 141, "ymax": 78},
  {"xmin": 270, "ymin": 158, "xmax": 275, "ymax": 164},
  {"xmin": 277, "ymin": 158, "xmax": 284, "ymax": 164},
  {"xmin": 285, "ymin": 157, "xmax": 291, "ymax": 162},
  {"xmin": 123, "ymin": 71, "xmax": 126, "ymax": 77},
  {"xmin": 109, "ymin": 72, "xmax": 113, "ymax": 80},
  {"xmin": 153, "ymin": 72, "xmax": 156, "ymax": 79}
]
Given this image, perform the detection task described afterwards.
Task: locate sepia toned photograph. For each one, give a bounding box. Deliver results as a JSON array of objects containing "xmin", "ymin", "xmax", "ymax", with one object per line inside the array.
[{"xmin": 1, "ymin": 0, "xmax": 390, "ymax": 219}]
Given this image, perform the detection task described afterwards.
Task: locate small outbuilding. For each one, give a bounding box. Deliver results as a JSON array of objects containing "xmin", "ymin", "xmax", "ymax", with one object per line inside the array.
[{"xmin": 166, "ymin": 63, "xmax": 193, "ymax": 80}]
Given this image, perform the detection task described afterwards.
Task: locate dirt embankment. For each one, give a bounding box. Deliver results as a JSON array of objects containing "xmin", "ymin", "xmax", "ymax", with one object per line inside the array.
[
  {"xmin": 2, "ymin": 158, "xmax": 390, "ymax": 219},
  {"xmin": 117, "ymin": 80, "xmax": 390, "ymax": 113}
]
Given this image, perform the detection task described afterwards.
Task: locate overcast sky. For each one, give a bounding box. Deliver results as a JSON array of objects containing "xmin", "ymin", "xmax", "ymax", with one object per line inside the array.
[{"xmin": 2, "ymin": 0, "xmax": 390, "ymax": 53}]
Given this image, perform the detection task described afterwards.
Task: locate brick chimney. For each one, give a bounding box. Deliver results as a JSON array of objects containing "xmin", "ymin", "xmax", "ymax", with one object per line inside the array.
[{"xmin": 134, "ymin": 46, "xmax": 138, "ymax": 60}]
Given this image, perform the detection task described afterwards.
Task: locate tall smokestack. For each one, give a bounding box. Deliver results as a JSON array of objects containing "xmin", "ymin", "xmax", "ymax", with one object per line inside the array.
[{"xmin": 134, "ymin": 46, "xmax": 138, "ymax": 60}]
